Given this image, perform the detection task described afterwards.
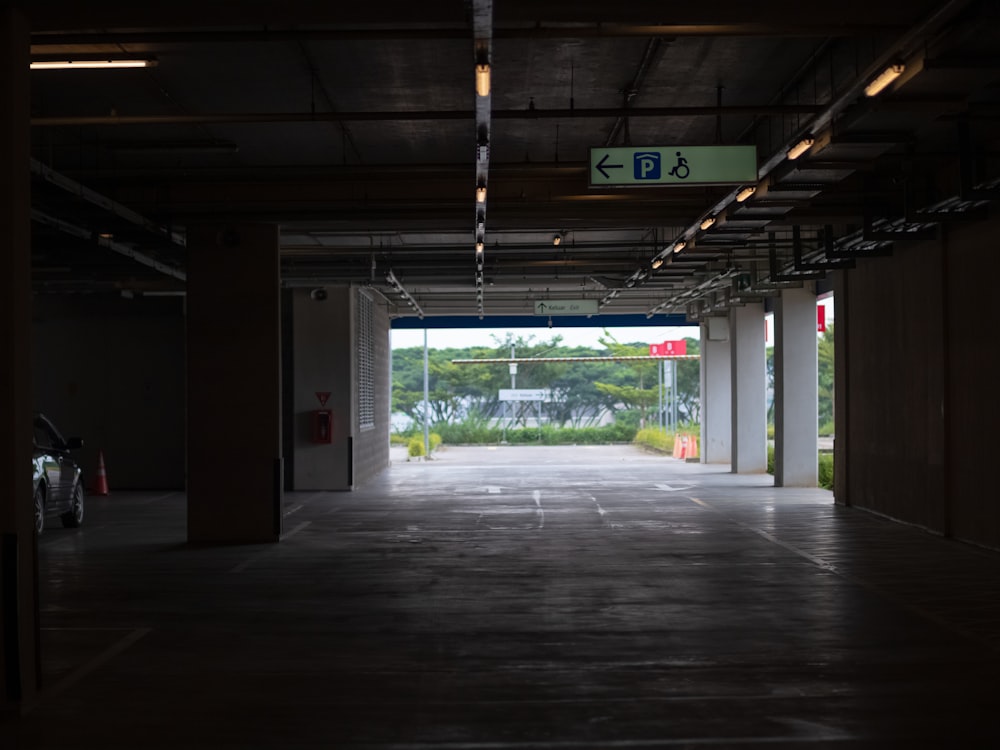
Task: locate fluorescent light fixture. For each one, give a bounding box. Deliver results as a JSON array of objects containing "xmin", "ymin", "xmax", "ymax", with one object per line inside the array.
[
  {"xmin": 31, "ymin": 59, "xmax": 156, "ymax": 70},
  {"xmin": 651, "ymin": 257, "xmax": 664, "ymax": 270},
  {"xmin": 700, "ymin": 217, "xmax": 716, "ymax": 230},
  {"xmin": 476, "ymin": 242, "xmax": 484, "ymax": 253},
  {"xmin": 552, "ymin": 234, "xmax": 562, "ymax": 246},
  {"xmin": 864, "ymin": 63, "xmax": 905, "ymax": 97},
  {"xmin": 787, "ymin": 137, "xmax": 814, "ymax": 160},
  {"xmin": 475, "ymin": 64, "xmax": 491, "ymax": 97},
  {"xmin": 673, "ymin": 240, "xmax": 687, "ymax": 254},
  {"xmin": 476, "ymin": 186, "xmax": 487, "ymax": 203},
  {"xmin": 736, "ymin": 186, "xmax": 756, "ymax": 202}
]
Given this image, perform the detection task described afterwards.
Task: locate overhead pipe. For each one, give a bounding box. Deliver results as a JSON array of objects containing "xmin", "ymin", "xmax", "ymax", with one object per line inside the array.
[
  {"xmin": 32, "ymin": 209, "xmax": 186, "ymax": 281},
  {"xmin": 604, "ymin": 38, "xmax": 664, "ymax": 148},
  {"xmin": 30, "ymin": 104, "xmax": 824, "ymax": 128},
  {"xmin": 29, "ymin": 23, "xmax": 896, "ymax": 48},
  {"xmin": 31, "ymin": 157, "xmax": 185, "ymax": 246}
]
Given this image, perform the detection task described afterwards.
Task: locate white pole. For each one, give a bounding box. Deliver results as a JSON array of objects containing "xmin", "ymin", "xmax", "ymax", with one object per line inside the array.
[
  {"xmin": 423, "ymin": 328, "xmax": 430, "ymax": 457},
  {"xmin": 659, "ymin": 359, "xmax": 664, "ymax": 431},
  {"xmin": 672, "ymin": 358, "xmax": 679, "ymax": 429}
]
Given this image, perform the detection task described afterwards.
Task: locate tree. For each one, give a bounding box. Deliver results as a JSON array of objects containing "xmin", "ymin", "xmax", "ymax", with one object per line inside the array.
[
  {"xmin": 593, "ymin": 382, "xmax": 660, "ymax": 416},
  {"xmin": 674, "ymin": 337, "xmax": 701, "ymax": 424},
  {"xmin": 817, "ymin": 324, "xmax": 835, "ymax": 429},
  {"xmin": 391, "ymin": 331, "xmax": 704, "ymax": 432},
  {"xmin": 595, "ymin": 330, "xmax": 659, "ymax": 427},
  {"xmin": 764, "ymin": 325, "xmax": 834, "ymax": 432}
]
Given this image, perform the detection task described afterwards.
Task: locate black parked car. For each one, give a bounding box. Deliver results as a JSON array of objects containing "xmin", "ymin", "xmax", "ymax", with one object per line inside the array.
[{"xmin": 32, "ymin": 413, "xmax": 85, "ymax": 534}]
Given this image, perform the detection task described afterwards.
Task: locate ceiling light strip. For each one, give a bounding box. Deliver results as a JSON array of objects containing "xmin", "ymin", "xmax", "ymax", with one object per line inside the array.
[
  {"xmin": 385, "ymin": 269, "xmax": 424, "ymax": 318},
  {"xmin": 472, "ymin": 0, "xmax": 494, "ymax": 319},
  {"xmin": 864, "ymin": 63, "xmax": 905, "ymax": 97},
  {"xmin": 786, "ymin": 137, "xmax": 814, "ymax": 160},
  {"xmin": 30, "ymin": 59, "xmax": 156, "ymax": 70}
]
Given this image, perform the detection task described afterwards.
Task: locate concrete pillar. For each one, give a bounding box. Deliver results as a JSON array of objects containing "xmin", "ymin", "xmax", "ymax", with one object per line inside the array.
[
  {"xmin": 832, "ymin": 272, "xmax": 848, "ymax": 504},
  {"xmin": 187, "ymin": 225, "xmax": 282, "ymax": 543},
  {"xmin": 730, "ymin": 303, "xmax": 767, "ymax": 473},
  {"xmin": 292, "ymin": 287, "xmax": 352, "ymax": 490},
  {"xmin": 0, "ymin": 6, "xmax": 37, "ymax": 708},
  {"xmin": 774, "ymin": 286, "xmax": 818, "ymax": 486},
  {"xmin": 699, "ymin": 317, "xmax": 731, "ymax": 464}
]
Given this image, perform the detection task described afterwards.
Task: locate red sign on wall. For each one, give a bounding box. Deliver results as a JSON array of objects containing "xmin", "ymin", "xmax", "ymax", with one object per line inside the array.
[
  {"xmin": 649, "ymin": 340, "xmax": 687, "ymax": 357},
  {"xmin": 817, "ymin": 306, "xmax": 827, "ymax": 333}
]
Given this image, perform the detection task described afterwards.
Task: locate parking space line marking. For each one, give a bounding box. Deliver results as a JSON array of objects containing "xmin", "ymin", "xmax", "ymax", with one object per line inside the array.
[
  {"xmin": 687, "ymin": 496, "xmax": 998, "ymax": 651},
  {"xmin": 229, "ymin": 521, "xmax": 311, "ymax": 573},
  {"xmin": 30, "ymin": 627, "xmax": 152, "ymax": 709},
  {"xmin": 281, "ymin": 520, "xmax": 311, "ymax": 540}
]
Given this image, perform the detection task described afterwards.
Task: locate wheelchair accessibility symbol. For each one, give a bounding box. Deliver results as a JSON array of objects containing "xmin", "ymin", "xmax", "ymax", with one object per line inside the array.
[
  {"xmin": 668, "ymin": 151, "xmax": 689, "ymax": 179},
  {"xmin": 633, "ymin": 151, "xmax": 689, "ymax": 181}
]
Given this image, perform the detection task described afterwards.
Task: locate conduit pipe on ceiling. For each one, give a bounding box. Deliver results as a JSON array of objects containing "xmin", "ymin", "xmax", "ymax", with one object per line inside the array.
[
  {"xmin": 30, "ymin": 105, "xmax": 825, "ymax": 128},
  {"xmin": 31, "ymin": 157, "xmax": 185, "ymax": 246},
  {"xmin": 29, "ymin": 24, "xmax": 897, "ymax": 48},
  {"xmin": 32, "ymin": 209, "xmax": 186, "ymax": 281}
]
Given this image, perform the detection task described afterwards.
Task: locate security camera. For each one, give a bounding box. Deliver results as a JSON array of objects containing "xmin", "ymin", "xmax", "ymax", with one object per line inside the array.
[{"xmin": 310, "ymin": 288, "xmax": 328, "ymax": 301}]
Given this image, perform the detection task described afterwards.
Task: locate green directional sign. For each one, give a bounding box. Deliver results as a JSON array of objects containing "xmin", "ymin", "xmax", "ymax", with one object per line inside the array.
[
  {"xmin": 534, "ymin": 299, "xmax": 599, "ymax": 316},
  {"xmin": 590, "ymin": 145, "xmax": 757, "ymax": 187}
]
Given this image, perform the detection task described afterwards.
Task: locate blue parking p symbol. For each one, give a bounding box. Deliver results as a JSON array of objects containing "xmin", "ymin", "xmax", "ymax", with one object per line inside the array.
[{"xmin": 634, "ymin": 152, "xmax": 661, "ymax": 180}]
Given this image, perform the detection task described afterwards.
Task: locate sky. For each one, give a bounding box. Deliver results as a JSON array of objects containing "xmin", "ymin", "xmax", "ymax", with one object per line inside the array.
[
  {"xmin": 390, "ymin": 325, "xmax": 700, "ymax": 351},
  {"xmin": 391, "ymin": 297, "xmax": 834, "ymax": 351}
]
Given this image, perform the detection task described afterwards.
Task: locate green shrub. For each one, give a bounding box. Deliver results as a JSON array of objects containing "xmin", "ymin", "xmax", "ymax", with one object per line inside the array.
[
  {"xmin": 678, "ymin": 422, "xmax": 701, "ymax": 438},
  {"xmin": 407, "ymin": 437, "xmax": 425, "ymax": 458},
  {"xmin": 435, "ymin": 421, "xmax": 501, "ymax": 444},
  {"xmin": 818, "ymin": 453, "xmax": 834, "ymax": 490},
  {"xmin": 500, "ymin": 423, "xmax": 638, "ymax": 445},
  {"xmin": 390, "ymin": 433, "xmax": 409, "ymax": 446},
  {"xmin": 818, "ymin": 420, "xmax": 835, "ymax": 437},
  {"xmin": 765, "ymin": 445, "xmax": 834, "ymax": 491},
  {"xmin": 416, "ymin": 420, "xmax": 641, "ymax": 447},
  {"xmin": 634, "ymin": 428, "xmax": 674, "ymax": 453},
  {"xmin": 767, "ymin": 423, "xmax": 775, "ymax": 440}
]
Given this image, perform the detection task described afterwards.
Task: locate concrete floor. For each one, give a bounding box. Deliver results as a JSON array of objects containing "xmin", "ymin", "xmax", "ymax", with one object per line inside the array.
[{"xmin": 4, "ymin": 444, "xmax": 1000, "ymax": 748}]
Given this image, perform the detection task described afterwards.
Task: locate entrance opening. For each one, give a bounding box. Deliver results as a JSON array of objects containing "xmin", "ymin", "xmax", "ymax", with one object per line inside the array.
[{"xmin": 391, "ymin": 324, "xmax": 701, "ymax": 463}]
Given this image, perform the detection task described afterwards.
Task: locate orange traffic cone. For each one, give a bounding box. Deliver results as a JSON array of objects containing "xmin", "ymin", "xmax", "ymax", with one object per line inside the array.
[
  {"xmin": 689, "ymin": 435, "xmax": 699, "ymax": 460},
  {"xmin": 672, "ymin": 433, "xmax": 682, "ymax": 459},
  {"xmin": 91, "ymin": 450, "xmax": 109, "ymax": 495}
]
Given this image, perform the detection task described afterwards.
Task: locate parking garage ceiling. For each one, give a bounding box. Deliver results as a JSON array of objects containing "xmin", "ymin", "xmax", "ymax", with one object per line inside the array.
[{"xmin": 24, "ymin": 0, "xmax": 1000, "ymax": 321}]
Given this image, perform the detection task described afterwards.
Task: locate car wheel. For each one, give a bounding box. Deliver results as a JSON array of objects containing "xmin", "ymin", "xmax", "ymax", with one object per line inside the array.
[
  {"xmin": 34, "ymin": 484, "xmax": 45, "ymax": 535},
  {"xmin": 62, "ymin": 481, "xmax": 85, "ymax": 528}
]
